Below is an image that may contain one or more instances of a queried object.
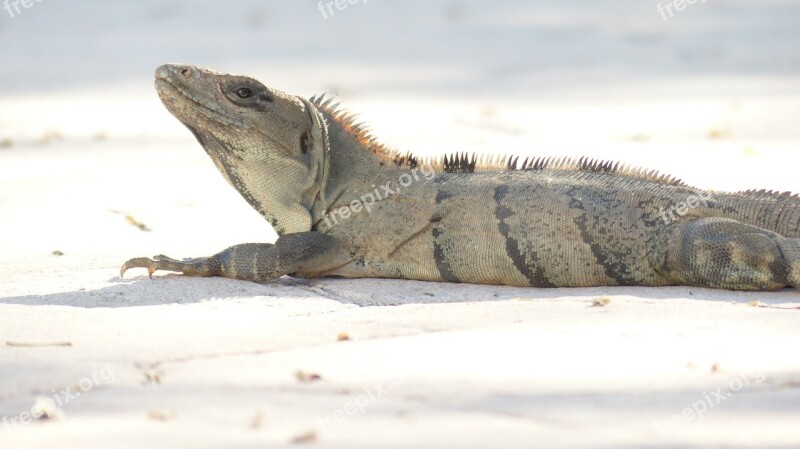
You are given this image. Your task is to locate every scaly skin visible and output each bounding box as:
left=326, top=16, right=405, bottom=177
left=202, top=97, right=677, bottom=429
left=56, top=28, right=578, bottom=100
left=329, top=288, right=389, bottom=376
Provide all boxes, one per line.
left=121, top=64, right=800, bottom=291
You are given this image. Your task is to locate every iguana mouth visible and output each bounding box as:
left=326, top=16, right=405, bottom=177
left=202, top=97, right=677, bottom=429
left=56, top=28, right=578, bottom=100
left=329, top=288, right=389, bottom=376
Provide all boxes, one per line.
left=155, top=78, right=245, bottom=128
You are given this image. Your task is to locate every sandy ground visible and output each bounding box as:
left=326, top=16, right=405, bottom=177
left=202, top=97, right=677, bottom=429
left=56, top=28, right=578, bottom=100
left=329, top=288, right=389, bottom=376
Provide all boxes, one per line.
left=2, top=1, right=800, bottom=448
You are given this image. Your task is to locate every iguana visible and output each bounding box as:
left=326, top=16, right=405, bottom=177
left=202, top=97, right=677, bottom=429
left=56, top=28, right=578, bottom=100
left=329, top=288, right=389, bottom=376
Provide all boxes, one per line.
left=121, top=64, right=800, bottom=291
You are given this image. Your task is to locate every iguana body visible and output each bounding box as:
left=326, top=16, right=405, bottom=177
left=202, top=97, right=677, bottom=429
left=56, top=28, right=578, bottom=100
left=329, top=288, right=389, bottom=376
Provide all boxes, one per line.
left=122, top=64, right=800, bottom=291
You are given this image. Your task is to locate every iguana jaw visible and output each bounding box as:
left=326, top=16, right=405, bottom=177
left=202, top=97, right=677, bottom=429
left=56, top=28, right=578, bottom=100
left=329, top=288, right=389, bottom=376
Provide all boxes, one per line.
left=153, top=64, right=327, bottom=235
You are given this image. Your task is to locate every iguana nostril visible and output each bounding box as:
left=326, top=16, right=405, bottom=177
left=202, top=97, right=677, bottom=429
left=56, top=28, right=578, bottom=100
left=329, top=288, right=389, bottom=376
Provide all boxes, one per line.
left=180, top=67, right=192, bottom=78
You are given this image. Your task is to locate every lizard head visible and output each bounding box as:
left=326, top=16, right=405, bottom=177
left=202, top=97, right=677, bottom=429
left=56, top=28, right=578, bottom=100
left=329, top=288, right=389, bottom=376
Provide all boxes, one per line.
left=154, top=64, right=329, bottom=235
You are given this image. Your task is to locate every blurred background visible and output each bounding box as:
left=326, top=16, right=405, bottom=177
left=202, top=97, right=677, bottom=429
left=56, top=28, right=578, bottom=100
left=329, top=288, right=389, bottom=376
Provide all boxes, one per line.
left=0, top=0, right=799, bottom=285
left=2, top=0, right=799, bottom=146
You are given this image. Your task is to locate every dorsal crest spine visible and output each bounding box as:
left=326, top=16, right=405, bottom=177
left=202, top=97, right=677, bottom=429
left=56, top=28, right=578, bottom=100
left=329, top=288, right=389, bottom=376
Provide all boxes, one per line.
left=311, top=95, right=686, bottom=187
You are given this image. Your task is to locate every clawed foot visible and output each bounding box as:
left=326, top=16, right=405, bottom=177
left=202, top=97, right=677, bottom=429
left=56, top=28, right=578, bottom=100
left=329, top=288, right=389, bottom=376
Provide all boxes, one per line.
left=120, top=255, right=204, bottom=279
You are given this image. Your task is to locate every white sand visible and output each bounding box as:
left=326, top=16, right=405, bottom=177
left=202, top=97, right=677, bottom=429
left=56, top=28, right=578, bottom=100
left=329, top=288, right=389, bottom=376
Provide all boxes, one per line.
left=2, top=1, right=800, bottom=447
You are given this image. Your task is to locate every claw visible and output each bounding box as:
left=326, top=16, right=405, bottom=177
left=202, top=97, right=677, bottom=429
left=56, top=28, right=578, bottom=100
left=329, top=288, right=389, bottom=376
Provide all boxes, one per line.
left=119, top=257, right=159, bottom=279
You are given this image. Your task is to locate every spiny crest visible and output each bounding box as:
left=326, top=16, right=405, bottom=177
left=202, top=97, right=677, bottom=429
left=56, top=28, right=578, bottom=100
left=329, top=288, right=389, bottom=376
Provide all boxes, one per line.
left=430, top=154, right=686, bottom=186
left=516, top=156, right=686, bottom=186
left=309, top=95, right=686, bottom=186
left=734, top=189, right=800, bottom=201
left=442, top=152, right=477, bottom=173
left=310, top=93, right=401, bottom=163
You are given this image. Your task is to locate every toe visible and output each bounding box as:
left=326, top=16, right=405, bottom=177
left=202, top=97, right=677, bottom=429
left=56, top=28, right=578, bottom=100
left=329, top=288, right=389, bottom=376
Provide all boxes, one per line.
left=120, top=257, right=158, bottom=278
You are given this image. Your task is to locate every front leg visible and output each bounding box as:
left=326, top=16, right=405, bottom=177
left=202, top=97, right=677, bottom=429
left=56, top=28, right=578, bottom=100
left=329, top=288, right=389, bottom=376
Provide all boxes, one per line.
left=120, top=232, right=351, bottom=282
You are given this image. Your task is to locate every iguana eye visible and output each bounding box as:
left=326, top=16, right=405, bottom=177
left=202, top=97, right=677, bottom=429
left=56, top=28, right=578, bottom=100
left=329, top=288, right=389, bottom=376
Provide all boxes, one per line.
left=223, top=82, right=273, bottom=110
left=235, top=87, right=253, bottom=99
